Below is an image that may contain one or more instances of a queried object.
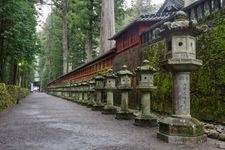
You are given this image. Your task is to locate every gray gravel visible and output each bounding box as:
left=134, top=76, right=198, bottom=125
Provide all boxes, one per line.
left=0, top=93, right=224, bottom=150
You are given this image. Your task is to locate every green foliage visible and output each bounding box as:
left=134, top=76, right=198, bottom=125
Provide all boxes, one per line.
left=190, top=9, right=225, bottom=123
left=39, top=0, right=126, bottom=90
left=142, top=41, right=172, bottom=114
left=0, top=83, right=14, bottom=111
left=122, top=0, right=157, bottom=28
left=0, top=0, right=39, bottom=86
left=6, top=85, right=20, bottom=102
left=0, top=83, right=29, bottom=112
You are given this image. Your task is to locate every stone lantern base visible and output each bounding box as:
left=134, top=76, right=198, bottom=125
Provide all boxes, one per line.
left=102, top=106, right=117, bottom=114
left=157, top=116, right=207, bottom=144
left=134, top=115, right=157, bottom=127
left=86, top=102, right=93, bottom=108
left=92, top=104, right=104, bottom=111
left=115, top=111, right=134, bottom=120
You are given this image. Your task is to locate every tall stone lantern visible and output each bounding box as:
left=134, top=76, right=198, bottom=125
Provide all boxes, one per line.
left=81, top=81, right=89, bottom=105
left=77, top=82, right=83, bottom=104
left=74, top=83, right=79, bottom=102
left=87, top=79, right=96, bottom=107
left=102, top=69, right=118, bottom=114
left=134, top=60, right=157, bottom=127
left=92, top=73, right=105, bottom=111
left=72, top=83, right=77, bottom=101
left=115, top=65, right=134, bottom=120
left=157, top=11, right=206, bottom=143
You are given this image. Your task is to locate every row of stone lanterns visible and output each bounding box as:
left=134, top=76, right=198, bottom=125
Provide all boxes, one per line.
left=68, top=60, right=157, bottom=126
left=48, top=11, right=206, bottom=144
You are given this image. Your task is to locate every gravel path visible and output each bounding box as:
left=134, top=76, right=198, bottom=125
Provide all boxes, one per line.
left=0, top=93, right=224, bottom=150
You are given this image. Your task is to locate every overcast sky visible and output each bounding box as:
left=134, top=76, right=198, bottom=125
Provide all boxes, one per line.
left=36, top=0, right=165, bottom=32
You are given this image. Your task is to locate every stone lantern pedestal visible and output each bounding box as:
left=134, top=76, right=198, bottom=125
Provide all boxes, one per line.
left=92, top=74, right=105, bottom=111
left=157, top=11, right=207, bottom=144
left=81, top=82, right=89, bottom=105
left=102, top=69, right=118, bottom=114
left=115, top=65, right=134, bottom=120
left=134, top=60, right=157, bottom=127
left=86, top=80, right=95, bottom=108
left=77, top=83, right=83, bottom=104
left=71, top=83, right=77, bottom=102
left=74, top=83, right=79, bottom=102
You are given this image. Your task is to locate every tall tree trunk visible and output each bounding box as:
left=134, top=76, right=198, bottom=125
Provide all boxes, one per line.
left=85, top=37, right=93, bottom=62
left=100, top=0, right=115, bottom=54
left=12, top=63, right=18, bottom=85
left=85, top=0, right=94, bottom=62
left=62, top=0, right=69, bottom=74
left=0, top=16, right=5, bottom=83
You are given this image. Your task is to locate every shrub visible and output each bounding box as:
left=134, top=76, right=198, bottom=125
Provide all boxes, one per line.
left=0, top=83, right=14, bottom=111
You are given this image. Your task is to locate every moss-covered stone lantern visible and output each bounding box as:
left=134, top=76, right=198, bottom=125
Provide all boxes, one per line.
left=77, top=82, right=83, bottom=104
left=86, top=79, right=96, bottom=107
left=71, top=83, right=77, bottom=101
left=134, top=60, right=157, bottom=127
left=92, top=73, right=105, bottom=111
left=81, top=81, right=89, bottom=105
left=115, top=65, right=134, bottom=120
left=157, top=11, right=206, bottom=144
left=102, top=69, right=118, bottom=114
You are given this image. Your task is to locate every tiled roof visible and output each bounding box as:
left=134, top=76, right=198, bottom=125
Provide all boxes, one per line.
left=110, top=15, right=164, bottom=40
left=110, top=0, right=184, bottom=40
left=136, top=13, right=172, bottom=22
left=156, top=0, right=184, bottom=15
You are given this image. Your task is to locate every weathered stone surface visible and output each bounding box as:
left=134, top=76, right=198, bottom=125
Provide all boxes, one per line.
left=207, top=130, right=220, bottom=139
left=157, top=132, right=207, bottom=144
left=115, top=111, right=134, bottom=120
left=134, top=115, right=157, bottom=127
left=218, top=133, right=225, bottom=141
left=102, top=105, right=117, bottom=114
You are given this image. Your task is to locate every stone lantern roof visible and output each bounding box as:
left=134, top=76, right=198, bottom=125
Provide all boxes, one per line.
left=117, top=65, right=133, bottom=76
left=104, top=69, right=117, bottom=78
left=89, top=80, right=95, bottom=84
left=94, top=73, right=105, bottom=80
left=161, top=11, right=208, bottom=36
left=136, top=60, right=157, bottom=73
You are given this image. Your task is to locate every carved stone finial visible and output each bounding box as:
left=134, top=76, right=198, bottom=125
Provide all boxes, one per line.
left=122, top=65, right=127, bottom=70
left=174, top=11, right=188, bottom=21
left=143, top=60, right=150, bottom=65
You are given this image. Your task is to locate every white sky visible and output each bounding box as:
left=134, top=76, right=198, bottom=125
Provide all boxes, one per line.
left=36, top=0, right=165, bottom=32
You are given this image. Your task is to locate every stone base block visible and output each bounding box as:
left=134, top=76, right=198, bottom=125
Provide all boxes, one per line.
left=115, top=111, right=134, bottom=120
left=157, top=116, right=207, bottom=144
left=86, top=103, right=93, bottom=108
left=157, top=132, right=207, bottom=144
left=92, top=105, right=104, bottom=111
left=102, top=106, right=117, bottom=114
left=80, top=101, right=88, bottom=106
left=134, top=116, right=157, bottom=127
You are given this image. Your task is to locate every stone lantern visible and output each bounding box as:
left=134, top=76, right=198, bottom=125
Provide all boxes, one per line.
left=115, top=65, right=134, bottom=120
left=102, top=69, right=118, bottom=114
left=72, top=83, right=77, bottom=101
left=157, top=11, right=206, bottom=143
left=74, top=83, right=79, bottom=102
left=77, top=82, right=83, bottom=104
left=92, top=73, right=105, bottom=111
left=134, top=60, right=157, bottom=127
left=81, top=81, right=89, bottom=105
left=86, top=79, right=96, bottom=107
